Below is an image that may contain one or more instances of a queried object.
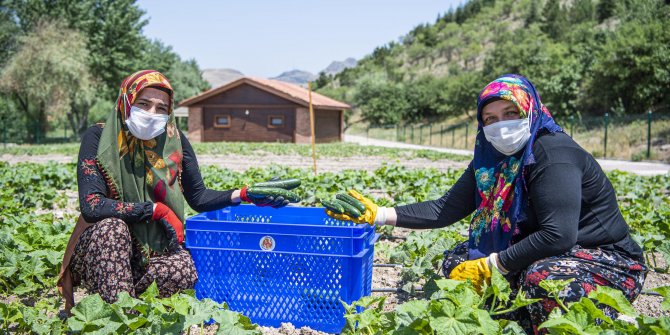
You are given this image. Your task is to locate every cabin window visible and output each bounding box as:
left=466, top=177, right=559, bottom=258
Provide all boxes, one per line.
left=268, top=115, right=284, bottom=128
left=214, top=115, right=231, bottom=128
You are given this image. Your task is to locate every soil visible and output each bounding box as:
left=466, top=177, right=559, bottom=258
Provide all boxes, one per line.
left=2, top=151, right=668, bottom=334
left=1, top=152, right=469, bottom=172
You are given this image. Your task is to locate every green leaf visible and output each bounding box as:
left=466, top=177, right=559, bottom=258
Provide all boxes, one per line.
left=637, top=315, right=670, bottom=335
left=538, top=317, right=585, bottom=334
left=67, top=294, right=121, bottom=333
left=499, top=319, right=527, bottom=335
left=394, top=299, right=430, bottom=329
left=139, top=281, right=160, bottom=302
left=354, top=295, right=386, bottom=310
left=510, top=290, right=542, bottom=310
left=490, top=267, right=512, bottom=304
left=428, top=300, right=483, bottom=335
left=652, top=286, right=670, bottom=311
left=212, top=309, right=259, bottom=334
left=588, top=286, right=638, bottom=317
left=539, top=278, right=574, bottom=297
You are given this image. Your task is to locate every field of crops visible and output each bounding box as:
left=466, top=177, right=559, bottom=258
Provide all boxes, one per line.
left=1, top=148, right=669, bottom=334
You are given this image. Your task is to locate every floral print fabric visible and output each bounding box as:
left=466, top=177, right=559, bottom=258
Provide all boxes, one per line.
left=78, top=150, right=150, bottom=224
left=70, top=218, right=198, bottom=303
left=443, top=242, right=646, bottom=335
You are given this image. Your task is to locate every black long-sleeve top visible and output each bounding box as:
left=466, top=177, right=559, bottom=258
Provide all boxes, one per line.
left=77, top=125, right=236, bottom=224
left=395, top=131, right=644, bottom=272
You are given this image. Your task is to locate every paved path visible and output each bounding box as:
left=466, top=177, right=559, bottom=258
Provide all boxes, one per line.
left=344, top=135, right=670, bottom=176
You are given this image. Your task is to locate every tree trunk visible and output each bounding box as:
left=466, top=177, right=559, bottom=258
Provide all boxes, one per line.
left=36, top=102, right=47, bottom=144
left=68, top=100, right=90, bottom=140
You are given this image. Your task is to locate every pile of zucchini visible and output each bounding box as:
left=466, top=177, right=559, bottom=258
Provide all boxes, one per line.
left=321, top=193, right=366, bottom=218
left=246, top=178, right=301, bottom=202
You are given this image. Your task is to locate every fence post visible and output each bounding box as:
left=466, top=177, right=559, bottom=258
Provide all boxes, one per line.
left=440, top=125, right=444, bottom=147
left=647, top=110, right=652, bottom=159
left=419, top=125, right=423, bottom=144
left=395, top=125, right=399, bottom=142
left=429, top=124, right=433, bottom=146
left=465, top=122, right=470, bottom=148
left=411, top=126, right=414, bottom=143
left=366, top=126, right=369, bottom=139
left=403, top=125, right=406, bottom=143
left=569, top=115, right=574, bottom=137
left=603, top=113, right=609, bottom=158
left=2, top=116, right=5, bottom=148
left=34, top=120, right=39, bottom=144
left=452, top=127, right=455, bottom=147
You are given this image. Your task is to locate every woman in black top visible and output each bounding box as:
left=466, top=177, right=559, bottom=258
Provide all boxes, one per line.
left=58, top=70, right=298, bottom=311
left=328, top=74, right=646, bottom=333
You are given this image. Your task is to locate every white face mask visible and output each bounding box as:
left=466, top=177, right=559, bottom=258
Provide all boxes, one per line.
left=482, top=116, right=532, bottom=156
left=125, top=106, right=169, bottom=140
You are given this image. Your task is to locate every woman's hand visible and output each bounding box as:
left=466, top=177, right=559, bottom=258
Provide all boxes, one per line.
left=449, top=257, right=491, bottom=291
left=323, top=190, right=388, bottom=225
left=239, top=178, right=301, bottom=208
left=152, top=202, right=184, bottom=244
left=448, top=253, right=507, bottom=292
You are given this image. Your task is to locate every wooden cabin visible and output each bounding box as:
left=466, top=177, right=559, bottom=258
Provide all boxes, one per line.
left=178, top=77, right=350, bottom=143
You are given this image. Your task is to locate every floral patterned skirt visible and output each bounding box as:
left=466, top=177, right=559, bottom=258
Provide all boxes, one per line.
left=443, top=242, right=647, bottom=335
left=70, top=217, right=197, bottom=303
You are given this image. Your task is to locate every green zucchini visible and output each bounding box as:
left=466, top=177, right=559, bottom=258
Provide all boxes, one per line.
left=246, top=187, right=301, bottom=202
left=321, top=199, right=344, bottom=214
left=252, top=178, right=301, bottom=190
left=336, top=193, right=366, bottom=213
left=334, top=198, right=362, bottom=218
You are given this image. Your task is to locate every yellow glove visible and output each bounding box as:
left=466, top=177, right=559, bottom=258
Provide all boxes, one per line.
left=448, top=257, right=492, bottom=292
left=325, top=190, right=379, bottom=225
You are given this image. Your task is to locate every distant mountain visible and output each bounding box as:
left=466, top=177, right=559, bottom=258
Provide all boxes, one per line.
left=271, top=69, right=317, bottom=86
left=202, top=68, right=244, bottom=88
left=322, top=57, right=357, bottom=76
left=202, top=58, right=356, bottom=88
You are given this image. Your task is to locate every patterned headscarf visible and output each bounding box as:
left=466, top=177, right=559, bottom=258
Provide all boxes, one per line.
left=96, top=70, right=185, bottom=261
left=468, top=74, right=562, bottom=260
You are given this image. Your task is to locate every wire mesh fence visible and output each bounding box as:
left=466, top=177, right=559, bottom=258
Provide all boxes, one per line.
left=0, top=116, right=190, bottom=146
left=348, top=112, right=670, bottom=162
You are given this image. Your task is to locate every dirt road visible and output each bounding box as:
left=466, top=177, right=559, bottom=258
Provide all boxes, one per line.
left=344, top=135, right=670, bottom=176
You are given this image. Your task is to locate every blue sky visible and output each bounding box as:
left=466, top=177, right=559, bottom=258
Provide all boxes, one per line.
left=137, top=1, right=463, bottom=77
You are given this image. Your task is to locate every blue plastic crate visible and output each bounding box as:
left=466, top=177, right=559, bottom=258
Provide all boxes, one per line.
left=185, top=205, right=377, bottom=333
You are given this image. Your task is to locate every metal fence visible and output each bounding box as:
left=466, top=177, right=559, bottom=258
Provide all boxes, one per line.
left=1, top=116, right=189, bottom=146
left=2, top=111, right=668, bottom=161
left=354, top=111, right=670, bottom=161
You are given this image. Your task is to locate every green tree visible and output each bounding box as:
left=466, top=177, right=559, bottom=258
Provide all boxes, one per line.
left=483, top=25, right=584, bottom=116
left=441, top=71, right=485, bottom=117
left=0, top=7, right=20, bottom=67
left=137, top=39, right=179, bottom=76
left=312, top=71, right=331, bottom=91
left=525, top=0, right=540, bottom=27
left=354, top=75, right=408, bottom=126
left=134, top=38, right=210, bottom=103
left=404, top=76, right=445, bottom=122
left=0, top=20, right=94, bottom=141
left=166, top=59, right=211, bottom=104
left=6, top=0, right=148, bottom=100
left=542, top=0, right=567, bottom=39
left=597, top=0, right=617, bottom=22
left=588, top=18, right=670, bottom=114
left=569, top=0, right=595, bottom=24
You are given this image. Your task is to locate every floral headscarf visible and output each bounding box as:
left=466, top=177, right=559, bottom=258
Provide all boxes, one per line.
left=468, top=74, right=562, bottom=260
left=96, top=69, right=185, bottom=261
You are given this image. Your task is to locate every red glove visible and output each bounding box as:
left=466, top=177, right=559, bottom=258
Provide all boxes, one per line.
left=240, top=187, right=273, bottom=207
left=152, top=202, right=184, bottom=244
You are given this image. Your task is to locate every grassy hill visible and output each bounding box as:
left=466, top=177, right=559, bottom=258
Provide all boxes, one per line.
left=316, top=0, right=670, bottom=128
